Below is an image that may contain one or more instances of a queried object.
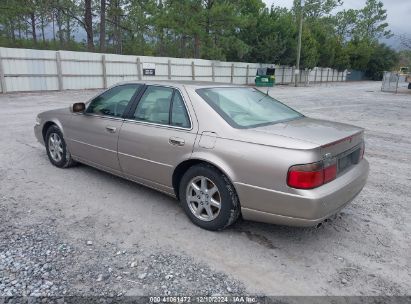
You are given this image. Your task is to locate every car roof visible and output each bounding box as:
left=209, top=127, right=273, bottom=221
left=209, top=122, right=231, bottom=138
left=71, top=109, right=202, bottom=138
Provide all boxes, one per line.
left=115, top=80, right=248, bottom=89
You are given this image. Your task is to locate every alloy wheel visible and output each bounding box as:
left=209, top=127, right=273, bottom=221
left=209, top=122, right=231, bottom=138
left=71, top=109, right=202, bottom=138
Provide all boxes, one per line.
left=48, top=133, right=63, bottom=162
left=186, top=176, right=221, bottom=222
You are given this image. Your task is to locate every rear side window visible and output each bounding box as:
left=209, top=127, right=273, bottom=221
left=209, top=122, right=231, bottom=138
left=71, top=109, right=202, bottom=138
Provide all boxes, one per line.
left=171, top=91, right=190, bottom=128
left=86, top=84, right=141, bottom=117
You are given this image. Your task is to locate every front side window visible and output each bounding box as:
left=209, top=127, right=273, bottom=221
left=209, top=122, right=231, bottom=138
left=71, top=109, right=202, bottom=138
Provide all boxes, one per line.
left=196, top=87, right=303, bottom=128
left=86, top=84, right=141, bottom=117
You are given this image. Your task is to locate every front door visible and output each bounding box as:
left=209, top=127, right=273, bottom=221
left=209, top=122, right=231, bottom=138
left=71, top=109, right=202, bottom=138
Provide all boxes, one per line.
left=118, top=85, right=198, bottom=193
left=65, top=84, right=142, bottom=174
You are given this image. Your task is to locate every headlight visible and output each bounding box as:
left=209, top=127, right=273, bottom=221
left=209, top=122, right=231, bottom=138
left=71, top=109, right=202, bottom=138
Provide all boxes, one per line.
left=35, top=116, right=41, bottom=126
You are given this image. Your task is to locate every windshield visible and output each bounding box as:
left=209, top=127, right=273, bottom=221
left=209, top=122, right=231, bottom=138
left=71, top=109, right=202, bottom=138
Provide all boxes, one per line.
left=196, top=87, right=303, bottom=128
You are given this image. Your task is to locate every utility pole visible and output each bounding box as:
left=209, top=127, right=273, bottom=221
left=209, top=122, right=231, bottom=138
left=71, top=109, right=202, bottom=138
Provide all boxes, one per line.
left=295, top=0, right=304, bottom=87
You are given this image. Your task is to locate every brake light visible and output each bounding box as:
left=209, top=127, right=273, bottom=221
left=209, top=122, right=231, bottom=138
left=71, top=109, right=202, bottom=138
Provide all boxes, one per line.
left=287, top=160, right=337, bottom=189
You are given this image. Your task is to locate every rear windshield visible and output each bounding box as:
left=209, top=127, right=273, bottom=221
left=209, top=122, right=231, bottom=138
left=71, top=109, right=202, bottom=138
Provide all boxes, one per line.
left=196, top=87, right=303, bottom=128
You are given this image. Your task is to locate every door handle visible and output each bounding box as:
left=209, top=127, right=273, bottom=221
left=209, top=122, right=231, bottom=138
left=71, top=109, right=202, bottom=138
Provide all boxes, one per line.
left=169, top=137, right=185, bottom=146
left=105, top=126, right=117, bottom=133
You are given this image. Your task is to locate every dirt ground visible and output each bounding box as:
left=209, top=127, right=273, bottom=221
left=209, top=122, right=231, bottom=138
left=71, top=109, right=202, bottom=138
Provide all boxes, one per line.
left=0, top=81, right=410, bottom=297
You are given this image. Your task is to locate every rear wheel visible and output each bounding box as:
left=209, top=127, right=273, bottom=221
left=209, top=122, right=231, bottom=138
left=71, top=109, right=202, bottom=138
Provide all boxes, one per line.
left=179, top=164, right=240, bottom=230
left=45, top=125, right=76, bottom=168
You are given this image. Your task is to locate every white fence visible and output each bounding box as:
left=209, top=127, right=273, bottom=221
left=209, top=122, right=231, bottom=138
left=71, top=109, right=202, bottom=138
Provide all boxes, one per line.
left=0, top=47, right=347, bottom=93
left=381, top=71, right=400, bottom=93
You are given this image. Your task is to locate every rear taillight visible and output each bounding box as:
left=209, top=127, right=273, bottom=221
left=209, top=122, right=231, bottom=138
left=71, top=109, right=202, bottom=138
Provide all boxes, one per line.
left=323, top=163, right=337, bottom=183
left=359, top=141, right=365, bottom=159
left=287, top=160, right=337, bottom=189
left=287, top=163, right=324, bottom=189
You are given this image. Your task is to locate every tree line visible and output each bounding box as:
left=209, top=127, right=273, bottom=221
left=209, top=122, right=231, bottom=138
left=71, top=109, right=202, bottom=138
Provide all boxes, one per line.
left=0, top=0, right=406, bottom=80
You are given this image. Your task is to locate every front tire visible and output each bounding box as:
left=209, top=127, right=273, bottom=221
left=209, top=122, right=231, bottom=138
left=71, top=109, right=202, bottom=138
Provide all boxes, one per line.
left=45, top=125, right=76, bottom=168
left=179, top=164, right=240, bottom=231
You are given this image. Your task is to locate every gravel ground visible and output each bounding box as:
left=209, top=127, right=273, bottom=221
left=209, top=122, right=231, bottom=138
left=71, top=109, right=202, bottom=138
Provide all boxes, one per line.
left=0, top=198, right=244, bottom=298
left=0, top=81, right=410, bottom=297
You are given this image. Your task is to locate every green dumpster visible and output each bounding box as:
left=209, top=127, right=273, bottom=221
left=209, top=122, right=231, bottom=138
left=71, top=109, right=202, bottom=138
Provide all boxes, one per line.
left=255, top=67, right=275, bottom=87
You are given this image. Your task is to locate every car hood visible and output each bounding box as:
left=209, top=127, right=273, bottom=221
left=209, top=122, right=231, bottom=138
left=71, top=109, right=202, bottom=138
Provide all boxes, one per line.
left=39, top=106, right=71, bottom=118
left=251, top=117, right=363, bottom=146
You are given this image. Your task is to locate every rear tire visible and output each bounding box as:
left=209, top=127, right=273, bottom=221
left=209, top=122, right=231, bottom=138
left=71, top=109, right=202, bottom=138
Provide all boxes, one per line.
left=45, top=125, right=76, bottom=168
left=179, top=164, right=240, bottom=231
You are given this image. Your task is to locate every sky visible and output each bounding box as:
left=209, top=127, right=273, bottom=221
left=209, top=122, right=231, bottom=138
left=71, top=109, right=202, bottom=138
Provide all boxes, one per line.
left=262, top=0, right=411, bottom=49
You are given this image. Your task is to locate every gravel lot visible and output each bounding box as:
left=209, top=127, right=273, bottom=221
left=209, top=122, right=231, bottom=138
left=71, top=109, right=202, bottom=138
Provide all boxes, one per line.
left=0, top=81, right=410, bottom=297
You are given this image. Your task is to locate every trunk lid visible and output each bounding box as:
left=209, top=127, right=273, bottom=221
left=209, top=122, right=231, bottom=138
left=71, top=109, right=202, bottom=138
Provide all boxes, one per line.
left=251, top=117, right=364, bottom=156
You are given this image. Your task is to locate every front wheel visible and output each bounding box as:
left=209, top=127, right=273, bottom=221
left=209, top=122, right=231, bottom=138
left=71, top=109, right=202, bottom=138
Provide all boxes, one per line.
left=45, top=125, right=76, bottom=168
left=179, top=164, right=240, bottom=230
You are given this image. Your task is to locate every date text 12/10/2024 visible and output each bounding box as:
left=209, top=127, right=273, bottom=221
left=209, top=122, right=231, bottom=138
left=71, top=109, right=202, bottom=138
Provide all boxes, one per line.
left=149, top=296, right=259, bottom=303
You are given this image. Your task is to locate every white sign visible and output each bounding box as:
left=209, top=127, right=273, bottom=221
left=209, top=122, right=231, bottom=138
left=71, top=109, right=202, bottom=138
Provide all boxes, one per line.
left=142, top=63, right=156, bottom=76
left=142, top=63, right=156, bottom=70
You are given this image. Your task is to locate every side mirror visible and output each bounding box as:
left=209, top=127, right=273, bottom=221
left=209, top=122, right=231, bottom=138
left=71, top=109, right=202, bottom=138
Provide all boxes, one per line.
left=72, top=102, right=86, bottom=113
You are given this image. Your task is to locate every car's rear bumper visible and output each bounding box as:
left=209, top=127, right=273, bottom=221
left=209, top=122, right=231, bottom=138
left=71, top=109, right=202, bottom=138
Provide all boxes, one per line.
left=236, top=159, right=369, bottom=227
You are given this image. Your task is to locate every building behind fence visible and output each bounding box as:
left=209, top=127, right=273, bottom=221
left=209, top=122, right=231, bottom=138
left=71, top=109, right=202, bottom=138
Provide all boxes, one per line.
left=0, top=47, right=347, bottom=93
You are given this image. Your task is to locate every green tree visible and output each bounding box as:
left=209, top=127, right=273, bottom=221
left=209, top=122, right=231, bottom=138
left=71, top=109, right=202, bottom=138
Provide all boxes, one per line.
left=354, top=0, right=391, bottom=41
left=300, top=0, right=342, bottom=18
left=122, top=0, right=156, bottom=55
left=334, top=9, right=358, bottom=40
left=346, top=39, right=373, bottom=71
left=308, top=17, right=337, bottom=67
left=398, top=50, right=411, bottom=68
left=240, top=6, right=297, bottom=64
left=333, top=39, right=350, bottom=70
left=300, top=27, right=319, bottom=68
left=366, top=43, right=398, bottom=80
left=204, top=0, right=249, bottom=61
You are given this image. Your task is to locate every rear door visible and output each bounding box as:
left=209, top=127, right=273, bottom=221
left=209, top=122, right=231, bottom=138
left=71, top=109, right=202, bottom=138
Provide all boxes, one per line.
left=66, top=84, right=142, bottom=173
left=118, top=85, right=198, bottom=192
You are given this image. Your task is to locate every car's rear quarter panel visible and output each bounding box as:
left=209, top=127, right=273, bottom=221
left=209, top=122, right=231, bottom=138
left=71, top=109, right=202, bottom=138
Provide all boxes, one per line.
left=191, top=137, right=316, bottom=208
